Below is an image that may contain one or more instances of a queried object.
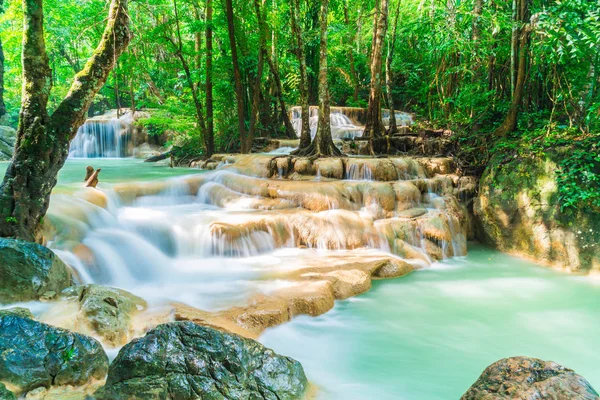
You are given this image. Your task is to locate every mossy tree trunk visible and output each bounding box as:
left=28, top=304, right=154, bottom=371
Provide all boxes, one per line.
left=494, top=0, right=531, bottom=137
left=290, top=0, right=312, bottom=152
left=0, top=35, right=5, bottom=120
left=364, top=0, right=389, bottom=155
left=295, top=0, right=341, bottom=158
left=0, top=0, right=131, bottom=241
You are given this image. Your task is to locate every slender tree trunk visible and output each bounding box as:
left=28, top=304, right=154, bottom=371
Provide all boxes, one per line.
left=290, top=0, right=312, bottom=151
left=494, top=0, right=531, bottom=136
left=0, top=35, right=5, bottom=119
left=295, top=0, right=341, bottom=157
left=225, top=0, right=249, bottom=152
left=385, top=0, right=401, bottom=135
left=170, top=0, right=208, bottom=155
left=248, top=0, right=267, bottom=144
left=344, top=1, right=360, bottom=103
left=0, top=0, right=131, bottom=241
left=364, top=0, right=389, bottom=154
left=205, top=0, right=214, bottom=154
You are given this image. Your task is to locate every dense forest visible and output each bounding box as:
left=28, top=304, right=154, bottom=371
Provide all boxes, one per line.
left=1, top=0, right=598, bottom=148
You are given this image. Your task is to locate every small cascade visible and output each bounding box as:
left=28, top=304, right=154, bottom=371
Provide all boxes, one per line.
left=290, top=106, right=413, bottom=140
left=70, top=110, right=134, bottom=158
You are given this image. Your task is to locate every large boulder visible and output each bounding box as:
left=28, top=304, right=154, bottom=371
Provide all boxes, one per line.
left=475, top=154, right=600, bottom=272
left=0, top=314, right=108, bottom=397
left=461, top=357, right=599, bottom=400
left=0, top=238, right=71, bottom=303
left=0, top=126, right=16, bottom=161
left=62, top=284, right=147, bottom=347
left=98, top=321, right=308, bottom=400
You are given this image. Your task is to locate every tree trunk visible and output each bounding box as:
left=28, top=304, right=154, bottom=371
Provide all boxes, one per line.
left=225, top=0, right=249, bottom=153
left=0, top=0, right=131, bottom=241
left=0, top=35, right=5, bottom=119
left=248, top=0, right=267, bottom=144
left=494, top=0, right=531, bottom=137
left=385, top=0, right=401, bottom=135
left=294, top=0, right=341, bottom=158
left=205, top=0, right=214, bottom=154
left=170, top=0, right=209, bottom=157
left=343, top=1, right=360, bottom=103
left=364, top=0, right=389, bottom=154
left=290, top=0, right=312, bottom=152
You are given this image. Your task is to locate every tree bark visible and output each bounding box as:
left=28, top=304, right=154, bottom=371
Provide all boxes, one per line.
left=225, top=0, right=249, bottom=153
left=343, top=1, right=360, bottom=103
left=248, top=0, right=267, bottom=143
left=0, top=0, right=131, bottom=241
left=364, top=0, right=389, bottom=154
left=294, top=0, right=341, bottom=157
left=205, top=0, right=214, bottom=154
left=290, top=0, right=312, bottom=152
left=385, top=0, right=401, bottom=135
left=169, top=0, right=209, bottom=156
left=494, top=0, right=531, bottom=137
left=0, top=35, right=5, bottom=119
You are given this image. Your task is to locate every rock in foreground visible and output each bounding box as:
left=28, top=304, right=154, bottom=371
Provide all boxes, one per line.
left=0, top=238, right=71, bottom=303
left=0, top=314, right=108, bottom=396
left=99, top=321, right=308, bottom=400
left=462, top=357, right=599, bottom=400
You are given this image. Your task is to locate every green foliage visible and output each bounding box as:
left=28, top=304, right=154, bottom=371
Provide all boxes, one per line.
left=4, top=217, right=17, bottom=224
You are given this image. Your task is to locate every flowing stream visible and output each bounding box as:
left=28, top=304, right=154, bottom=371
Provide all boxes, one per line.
left=0, top=159, right=598, bottom=399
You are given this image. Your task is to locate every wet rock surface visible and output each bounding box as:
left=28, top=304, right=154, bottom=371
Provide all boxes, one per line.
left=475, top=154, right=600, bottom=272
left=98, top=321, right=308, bottom=400
left=461, top=357, right=599, bottom=400
left=0, top=238, right=71, bottom=303
left=0, top=126, right=16, bottom=161
left=62, top=284, right=147, bottom=346
left=0, top=314, right=108, bottom=397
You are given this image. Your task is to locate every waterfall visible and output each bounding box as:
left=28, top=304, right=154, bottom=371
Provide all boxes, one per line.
left=70, top=110, right=134, bottom=158
left=290, top=106, right=414, bottom=140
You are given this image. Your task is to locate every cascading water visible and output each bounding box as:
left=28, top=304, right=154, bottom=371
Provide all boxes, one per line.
left=70, top=110, right=134, bottom=158
left=290, top=106, right=414, bottom=140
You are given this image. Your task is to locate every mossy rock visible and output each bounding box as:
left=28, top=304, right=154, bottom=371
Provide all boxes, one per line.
left=0, top=314, right=108, bottom=397
left=0, top=238, right=72, bottom=303
left=98, top=321, right=308, bottom=400
left=475, top=154, right=600, bottom=272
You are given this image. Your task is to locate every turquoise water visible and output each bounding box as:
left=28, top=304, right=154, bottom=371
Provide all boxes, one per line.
left=0, top=158, right=203, bottom=190
left=261, top=246, right=600, bottom=400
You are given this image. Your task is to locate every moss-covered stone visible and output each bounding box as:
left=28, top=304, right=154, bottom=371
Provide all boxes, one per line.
left=0, top=314, right=108, bottom=397
left=461, top=357, right=599, bottom=399
left=98, top=321, right=308, bottom=400
left=475, top=154, right=600, bottom=272
left=0, top=126, right=16, bottom=161
left=0, top=307, right=34, bottom=319
left=0, top=238, right=71, bottom=303
left=0, top=383, right=16, bottom=400
left=63, top=284, right=147, bottom=346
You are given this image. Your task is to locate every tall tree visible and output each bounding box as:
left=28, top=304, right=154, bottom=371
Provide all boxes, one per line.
left=343, top=0, right=360, bottom=103
left=0, top=0, right=6, bottom=120
left=225, top=0, right=249, bottom=153
left=296, top=0, right=341, bottom=157
left=364, top=0, right=389, bottom=154
left=385, top=0, right=401, bottom=134
left=494, top=0, right=531, bottom=136
left=166, top=0, right=209, bottom=156
left=205, top=0, right=214, bottom=155
left=0, top=0, right=131, bottom=241
left=290, top=0, right=312, bottom=152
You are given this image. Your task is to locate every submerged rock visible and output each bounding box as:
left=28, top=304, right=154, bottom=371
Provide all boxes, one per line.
left=98, top=321, right=308, bottom=400
left=0, top=314, right=108, bottom=397
left=0, top=239, right=71, bottom=303
left=461, top=357, right=599, bottom=400
left=63, top=284, right=147, bottom=347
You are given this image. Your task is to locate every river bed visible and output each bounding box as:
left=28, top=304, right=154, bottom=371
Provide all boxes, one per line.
left=0, top=159, right=598, bottom=399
